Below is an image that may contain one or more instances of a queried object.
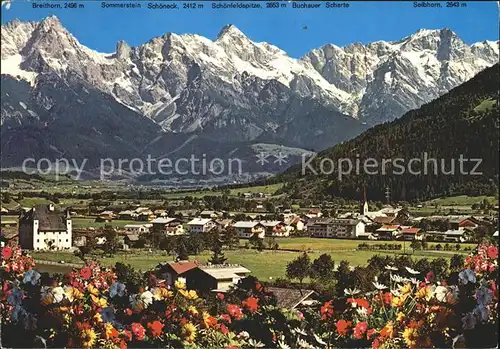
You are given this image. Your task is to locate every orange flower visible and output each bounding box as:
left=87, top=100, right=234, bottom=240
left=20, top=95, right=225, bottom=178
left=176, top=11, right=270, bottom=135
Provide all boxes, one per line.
left=242, top=297, right=259, bottom=313
left=380, top=321, right=394, bottom=338
left=335, top=319, right=352, bottom=336
left=320, top=301, right=334, bottom=320
left=147, top=320, right=164, bottom=337
left=227, top=304, right=243, bottom=320
left=105, top=323, right=119, bottom=339
left=353, top=321, right=368, bottom=339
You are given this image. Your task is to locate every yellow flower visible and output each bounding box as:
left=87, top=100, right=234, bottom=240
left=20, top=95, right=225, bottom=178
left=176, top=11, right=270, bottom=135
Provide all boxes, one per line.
left=179, top=289, right=198, bottom=300
left=188, top=305, right=199, bottom=315
left=90, top=294, right=108, bottom=307
left=94, top=312, right=103, bottom=323
left=65, top=287, right=84, bottom=302
left=416, top=285, right=433, bottom=301
left=400, top=283, right=412, bottom=295
left=181, top=322, right=197, bottom=342
left=153, top=287, right=173, bottom=300
left=80, top=328, right=97, bottom=348
left=402, top=327, right=418, bottom=347
left=175, top=280, right=186, bottom=290
left=396, top=312, right=406, bottom=322
left=87, top=284, right=99, bottom=296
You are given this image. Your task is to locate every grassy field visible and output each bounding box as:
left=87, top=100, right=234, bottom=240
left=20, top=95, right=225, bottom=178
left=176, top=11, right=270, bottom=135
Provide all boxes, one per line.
left=229, top=183, right=283, bottom=196
left=33, top=238, right=473, bottom=280
left=72, top=217, right=139, bottom=229
left=423, top=195, right=496, bottom=207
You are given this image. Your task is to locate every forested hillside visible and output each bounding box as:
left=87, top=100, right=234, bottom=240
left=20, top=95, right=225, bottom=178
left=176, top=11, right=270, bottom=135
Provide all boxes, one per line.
left=279, top=65, right=499, bottom=202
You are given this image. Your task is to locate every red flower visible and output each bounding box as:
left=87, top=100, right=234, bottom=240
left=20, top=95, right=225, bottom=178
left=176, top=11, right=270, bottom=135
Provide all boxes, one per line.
left=255, top=282, right=263, bottom=291
left=227, top=304, right=243, bottom=320
left=425, top=271, right=435, bottom=283
left=242, top=297, right=259, bottom=313
left=354, top=321, right=368, bottom=339
left=367, top=328, right=377, bottom=340
left=356, top=298, right=370, bottom=309
left=80, top=267, right=92, bottom=280
left=487, top=246, right=498, bottom=260
left=1, top=247, right=12, bottom=260
left=219, top=314, right=232, bottom=323
left=217, top=293, right=225, bottom=300
left=125, top=308, right=133, bottom=316
left=320, top=301, right=334, bottom=320
left=131, top=323, right=146, bottom=341
left=372, top=338, right=381, bottom=349
left=335, top=319, right=352, bottom=336
left=147, top=320, right=164, bottom=337
left=382, top=292, right=393, bottom=305
left=122, top=330, right=132, bottom=342
left=219, top=323, right=229, bottom=335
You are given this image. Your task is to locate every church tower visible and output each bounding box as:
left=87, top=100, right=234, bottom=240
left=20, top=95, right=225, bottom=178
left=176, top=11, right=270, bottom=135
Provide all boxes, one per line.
left=360, top=184, right=369, bottom=216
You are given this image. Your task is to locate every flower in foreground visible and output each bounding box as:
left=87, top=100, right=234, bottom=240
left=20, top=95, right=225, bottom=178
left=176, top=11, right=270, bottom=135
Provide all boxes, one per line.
left=335, top=319, right=351, bottom=336
left=80, top=327, right=97, bottom=348
left=242, top=296, right=259, bottom=313
left=131, top=322, right=146, bottom=341
left=385, top=265, right=398, bottom=271
left=372, top=281, right=388, bottom=290
left=459, top=269, right=477, bottom=285
left=181, top=322, right=197, bottom=342
left=402, top=325, right=418, bottom=347
left=344, top=287, right=361, bottom=296
left=147, top=320, right=164, bottom=337
left=405, top=267, right=420, bottom=275
left=174, top=280, right=186, bottom=290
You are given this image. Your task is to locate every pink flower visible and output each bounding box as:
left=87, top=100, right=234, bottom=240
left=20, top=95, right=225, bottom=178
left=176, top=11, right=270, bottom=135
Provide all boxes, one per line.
left=487, top=246, right=498, bottom=260
left=131, top=323, right=146, bottom=341
left=353, top=321, right=368, bottom=339
left=80, top=267, right=92, bottom=280
left=2, top=247, right=12, bottom=260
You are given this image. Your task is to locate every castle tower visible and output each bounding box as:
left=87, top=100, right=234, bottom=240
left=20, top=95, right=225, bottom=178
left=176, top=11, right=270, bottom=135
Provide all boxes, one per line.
left=360, top=184, right=369, bottom=216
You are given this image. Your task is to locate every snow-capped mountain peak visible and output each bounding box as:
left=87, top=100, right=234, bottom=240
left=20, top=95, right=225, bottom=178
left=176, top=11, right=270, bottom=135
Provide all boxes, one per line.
left=1, top=16, right=498, bottom=131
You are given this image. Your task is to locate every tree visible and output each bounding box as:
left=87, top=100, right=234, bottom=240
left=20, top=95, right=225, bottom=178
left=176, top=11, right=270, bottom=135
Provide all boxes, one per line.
left=450, top=254, right=465, bottom=272
left=209, top=240, right=227, bottom=265
left=334, top=260, right=354, bottom=297
left=410, top=240, right=422, bottom=251
left=249, top=233, right=265, bottom=251
left=286, top=252, right=311, bottom=286
left=221, top=227, right=239, bottom=250
left=186, top=233, right=204, bottom=255
left=102, top=225, right=120, bottom=257
left=176, top=238, right=189, bottom=261
left=310, top=254, right=335, bottom=281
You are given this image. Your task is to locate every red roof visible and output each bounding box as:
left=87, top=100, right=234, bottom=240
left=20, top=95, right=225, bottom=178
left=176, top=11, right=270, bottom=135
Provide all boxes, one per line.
left=309, top=209, right=321, bottom=214
left=168, top=261, right=199, bottom=275
left=459, top=220, right=477, bottom=227
left=401, top=228, right=421, bottom=234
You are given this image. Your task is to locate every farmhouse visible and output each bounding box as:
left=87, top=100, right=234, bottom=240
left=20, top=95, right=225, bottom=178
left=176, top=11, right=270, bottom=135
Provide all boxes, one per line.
left=375, top=225, right=401, bottom=240
left=232, top=221, right=266, bottom=239
left=400, top=227, right=423, bottom=241
left=151, top=217, right=184, bottom=235
left=124, top=224, right=151, bottom=234
left=184, top=264, right=251, bottom=294
left=18, top=204, right=72, bottom=251
left=260, top=220, right=289, bottom=237
left=155, top=260, right=200, bottom=287
left=187, top=218, right=216, bottom=234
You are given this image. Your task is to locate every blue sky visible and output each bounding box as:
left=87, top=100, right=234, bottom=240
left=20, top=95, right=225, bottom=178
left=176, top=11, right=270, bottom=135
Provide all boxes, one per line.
left=1, top=1, right=498, bottom=57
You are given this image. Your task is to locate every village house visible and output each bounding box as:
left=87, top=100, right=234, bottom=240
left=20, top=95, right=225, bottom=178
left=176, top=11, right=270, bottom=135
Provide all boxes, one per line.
left=150, top=217, right=184, bottom=235
left=124, top=224, right=152, bottom=234
left=96, top=211, right=117, bottom=222
left=443, top=228, right=472, bottom=243
left=123, top=234, right=142, bottom=248
left=232, top=221, right=266, bottom=239
left=187, top=218, right=216, bottom=234
left=375, top=225, right=401, bottom=240
left=290, top=216, right=305, bottom=232
left=18, top=204, right=72, bottom=251
left=155, top=260, right=199, bottom=287
left=400, top=227, right=424, bottom=241
left=184, top=264, right=251, bottom=294
left=308, top=218, right=365, bottom=238
left=118, top=210, right=137, bottom=220
left=305, top=208, right=322, bottom=219
left=260, top=220, right=289, bottom=237
left=199, top=210, right=222, bottom=219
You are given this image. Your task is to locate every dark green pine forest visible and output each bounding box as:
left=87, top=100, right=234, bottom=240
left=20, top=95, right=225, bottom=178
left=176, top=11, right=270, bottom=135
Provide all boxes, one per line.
left=279, top=64, right=499, bottom=202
